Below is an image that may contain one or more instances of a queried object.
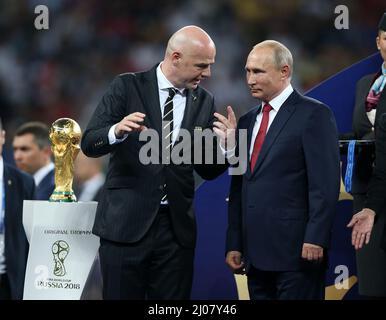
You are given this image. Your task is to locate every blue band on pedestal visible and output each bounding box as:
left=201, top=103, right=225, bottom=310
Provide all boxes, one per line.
left=344, top=140, right=356, bottom=193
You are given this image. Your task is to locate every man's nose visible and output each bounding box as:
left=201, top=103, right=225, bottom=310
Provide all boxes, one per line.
left=14, top=150, right=22, bottom=160
left=202, top=66, right=211, bottom=78
left=247, top=74, right=256, bottom=85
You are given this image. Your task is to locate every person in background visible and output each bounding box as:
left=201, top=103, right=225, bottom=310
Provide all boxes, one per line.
left=13, top=122, right=54, bottom=200
left=344, top=12, right=386, bottom=298
left=348, top=113, right=386, bottom=294
left=74, top=151, right=105, bottom=202
left=0, top=117, right=35, bottom=299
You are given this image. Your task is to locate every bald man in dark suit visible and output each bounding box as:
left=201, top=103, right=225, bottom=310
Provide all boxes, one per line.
left=82, top=26, right=236, bottom=299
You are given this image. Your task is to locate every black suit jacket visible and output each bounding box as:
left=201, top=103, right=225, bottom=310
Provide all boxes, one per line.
left=35, top=169, right=54, bottom=200
left=226, top=91, right=340, bottom=271
left=3, top=163, right=35, bottom=299
left=365, top=113, right=386, bottom=247
left=81, top=65, right=227, bottom=248
left=350, top=73, right=386, bottom=194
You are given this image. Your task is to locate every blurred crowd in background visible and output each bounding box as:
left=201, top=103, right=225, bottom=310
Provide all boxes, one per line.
left=0, top=0, right=385, bottom=159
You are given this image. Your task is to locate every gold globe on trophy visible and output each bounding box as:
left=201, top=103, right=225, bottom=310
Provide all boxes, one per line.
left=49, top=118, right=82, bottom=202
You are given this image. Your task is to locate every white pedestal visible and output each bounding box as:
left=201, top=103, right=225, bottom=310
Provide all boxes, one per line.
left=22, top=201, right=99, bottom=300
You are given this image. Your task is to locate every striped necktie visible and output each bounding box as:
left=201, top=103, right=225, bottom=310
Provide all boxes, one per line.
left=162, top=88, right=177, bottom=156
left=161, top=88, right=177, bottom=202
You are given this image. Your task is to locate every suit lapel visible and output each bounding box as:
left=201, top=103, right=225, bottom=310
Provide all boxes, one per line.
left=139, top=67, right=200, bottom=144
left=140, top=66, right=162, bottom=136
left=3, top=166, right=13, bottom=227
left=180, top=89, right=197, bottom=131
left=375, top=84, right=386, bottom=125
left=250, top=91, right=298, bottom=178
left=172, top=89, right=200, bottom=148
left=359, top=75, right=376, bottom=128
left=245, top=106, right=261, bottom=179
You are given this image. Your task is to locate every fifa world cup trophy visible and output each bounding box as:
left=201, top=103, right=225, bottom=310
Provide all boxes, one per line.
left=49, top=118, right=82, bottom=202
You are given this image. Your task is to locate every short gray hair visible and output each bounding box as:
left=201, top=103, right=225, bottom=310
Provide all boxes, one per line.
left=254, top=40, right=293, bottom=77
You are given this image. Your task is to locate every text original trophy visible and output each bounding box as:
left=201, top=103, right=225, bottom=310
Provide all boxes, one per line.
left=22, top=118, right=100, bottom=300
left=49, top=118, right=82, bottom=202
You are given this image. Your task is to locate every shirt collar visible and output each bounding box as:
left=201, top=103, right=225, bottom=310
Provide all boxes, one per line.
left=263, top=84, right=294, bottom=112
left=156, top=63, right=186, bottom=95
left=34, top=162, right=54, bottom=186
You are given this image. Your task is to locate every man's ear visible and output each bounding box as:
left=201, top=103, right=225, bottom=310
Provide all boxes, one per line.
left=171, top=51, right=182, bottom=66
left=281, top=65, right=290, bottom=79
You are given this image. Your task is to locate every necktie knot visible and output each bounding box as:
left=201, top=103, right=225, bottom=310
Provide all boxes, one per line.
left=263, top=103, right=272, bottom=113
left=168, top=88, right=178, bottom=98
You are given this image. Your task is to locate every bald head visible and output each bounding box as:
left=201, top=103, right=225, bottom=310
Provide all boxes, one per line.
left=165, top=26, right=215, bottom=58
left=162, top=26, right=216, bottom=89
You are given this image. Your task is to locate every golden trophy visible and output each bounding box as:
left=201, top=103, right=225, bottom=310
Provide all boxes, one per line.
left=49, top=118, right=82, bottom=202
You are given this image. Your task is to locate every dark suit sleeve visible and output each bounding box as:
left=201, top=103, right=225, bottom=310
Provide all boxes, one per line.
left=365, top=113, right=386, bottom=214
left=226, top=174, right=243, bottom=253
left=193, top=97, right=229, bottom=180
left=81, top=76, right=128, bottom=158
left=302, top=105, right=340, bottom=248
left=225, top=120, right=244, bottom=253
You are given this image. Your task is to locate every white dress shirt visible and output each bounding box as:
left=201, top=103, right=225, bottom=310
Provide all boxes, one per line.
left=249, top=84, right=294, bottom=160
left=33, top=162, right=54, bottom=186
left=108, top=63, right=186, bottom=145
left=367, top=109, right=376, bottom=127
left=78, top=173, right=105, bottom=202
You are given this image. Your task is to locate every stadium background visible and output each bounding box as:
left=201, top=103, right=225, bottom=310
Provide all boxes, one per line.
left=1, top=0, right=386, bottom=299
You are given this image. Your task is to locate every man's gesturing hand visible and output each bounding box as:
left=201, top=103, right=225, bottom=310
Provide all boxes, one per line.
left=213, top=106, right=237, bottom=150
left=114, top=112, right=147, bottom=138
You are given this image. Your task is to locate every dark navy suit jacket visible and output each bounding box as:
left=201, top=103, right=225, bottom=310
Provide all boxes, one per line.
left=35, top=169, right=54, bottom=200
left=226, top=90, right=340, bottom=271
left=3, top=163, right=35, bottom=299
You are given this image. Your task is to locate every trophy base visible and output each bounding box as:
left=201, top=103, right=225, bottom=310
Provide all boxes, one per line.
left=49, top=191, right=77, bottom=202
